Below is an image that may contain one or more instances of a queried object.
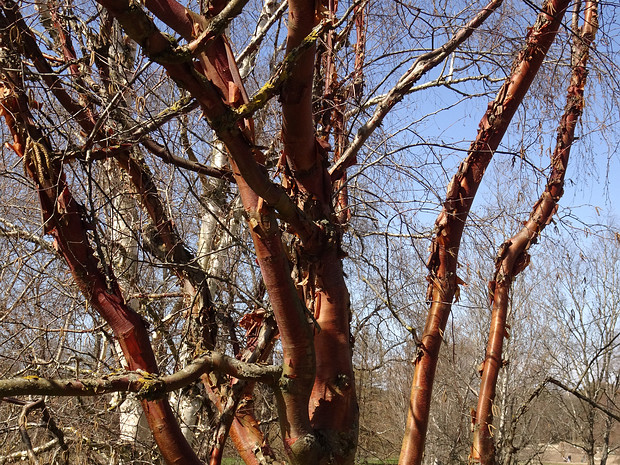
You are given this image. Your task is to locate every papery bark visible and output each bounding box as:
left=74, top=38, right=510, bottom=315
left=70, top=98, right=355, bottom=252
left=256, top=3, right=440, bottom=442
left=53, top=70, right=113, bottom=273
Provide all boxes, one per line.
left=282, top=0, right=321, bottom=184
left=471, top=3, right=598, bottom=464
left=3, top=0, right=314, bottom=463
left=1, top=1, right=215, bottom=332
left=190, top=1, right=305, bottom=459
left=281, top=0, right=359, bottom=462
left=136, top=0, right=317, bottom=459
left=99, top=22, right=146, bottom=445
left=98, top=0, right=319, bottom=247
left=398, top=1, right=571, bottom=464
left=0, top=24, right=203, bottom=465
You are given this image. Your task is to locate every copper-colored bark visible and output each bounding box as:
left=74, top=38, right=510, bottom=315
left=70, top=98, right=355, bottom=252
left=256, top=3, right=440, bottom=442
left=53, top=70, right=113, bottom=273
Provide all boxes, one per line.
left=139, top=0, right=358, bottom=459
left=0, top=61, right=203, bottom=465
left=280, top=0, right=359, bottom=461
left=4, top=0, right=328, bottom=461
left=91, top=0, right=319, bottom=460
left=1, top=2, right=216, bottom=327
left=398, top=1, right=570, bottom=464
left=126, top=0, right=318, bottom=458
left=281, top=0, right=322, bottom=187
left=471, top=3, right=598, bottom=464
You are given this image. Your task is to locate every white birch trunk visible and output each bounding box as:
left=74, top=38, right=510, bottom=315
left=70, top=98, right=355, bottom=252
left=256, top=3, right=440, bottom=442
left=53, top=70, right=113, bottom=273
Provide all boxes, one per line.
left=105, top=161, right=149, bottom=448
left=177, top=139, right=244, bottom=444
left=238, top=0, right=286, bottom=79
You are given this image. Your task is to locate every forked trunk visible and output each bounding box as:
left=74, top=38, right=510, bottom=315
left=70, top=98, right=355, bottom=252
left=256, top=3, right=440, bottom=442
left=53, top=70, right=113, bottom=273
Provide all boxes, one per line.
left=472, top=3, right=598, bottom=463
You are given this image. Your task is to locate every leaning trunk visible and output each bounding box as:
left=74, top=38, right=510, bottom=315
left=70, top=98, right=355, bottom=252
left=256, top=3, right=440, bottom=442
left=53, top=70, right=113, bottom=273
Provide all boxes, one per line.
left=472, top=3, right=597, bottom=463
left=399, top=2, right=571, bottom=464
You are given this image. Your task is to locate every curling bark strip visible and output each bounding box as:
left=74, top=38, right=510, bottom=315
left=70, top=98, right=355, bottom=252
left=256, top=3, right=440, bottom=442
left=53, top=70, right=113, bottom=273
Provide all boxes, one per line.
left=101, top=0, right=316, bottom=458
left=190, top=0, right=318, bottom=458
left=471, top=3, right=598, bottom=464
left=280, top=0, right=360, bottom=461
left=0, top=58, right=203, bottom=465
left=398, top=1, right=570, bottom=464
left=244, top=194, right=318, bottom=461
left=205, top=317, right=280, bottom=465
left=10, top=0, right=220, bottom=367
left=95, top=0, right=317, bottom=461
left=97, top=0, right=321, bottom=249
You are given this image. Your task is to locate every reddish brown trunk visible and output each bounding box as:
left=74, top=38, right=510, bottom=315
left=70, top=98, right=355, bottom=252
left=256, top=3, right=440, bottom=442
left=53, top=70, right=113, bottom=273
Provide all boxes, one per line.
left=231, top=169, right=318, bottom=462
left=228, top=403, right=282, bottom=465
left=471, top=3, right=598, bottom=463
left=280, top=0, right=359, bottom=461
left=282, top=0, right=326, bottom=197
left=92, top=0, right=321, bottom=460
left=0, top=71, right=203, bottom=465
left=398, top=2, right=570, bottom=464
left=308, top=249, right=357, bottom=442
left=307, top=2, right=358, bottom=445
left=196, top=1, right=320, bottom=448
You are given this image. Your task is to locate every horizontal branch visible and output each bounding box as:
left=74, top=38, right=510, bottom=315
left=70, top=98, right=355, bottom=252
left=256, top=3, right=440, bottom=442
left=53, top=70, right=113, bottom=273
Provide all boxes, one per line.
left=0, top=438, right=59, bottom=464
left=0, top=351, right=281, bottom=399
left=117, top=96, right=199, bottom=142
left=0, top=218, right=57, bottom=255
left=139, top=137, right=235, bottom=181
left=546, top=377, right=620, bottom=423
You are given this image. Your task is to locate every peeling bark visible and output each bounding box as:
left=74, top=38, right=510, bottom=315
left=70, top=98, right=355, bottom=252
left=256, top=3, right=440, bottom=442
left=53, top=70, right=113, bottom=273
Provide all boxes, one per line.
left=279, top=0, right=360, bottom=462
left=472, top=4, right=598, bottom=464
left=0, top=31, right=203, bottom=465
left=399, top=2, right=571, bottom=464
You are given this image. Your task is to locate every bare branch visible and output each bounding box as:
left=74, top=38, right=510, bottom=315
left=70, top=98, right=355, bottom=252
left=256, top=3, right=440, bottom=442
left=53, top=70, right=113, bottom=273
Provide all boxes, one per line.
left=237, top=0, right=288, bottom=78
left=0, top=352, right=281, bottom=399
left=546, top=377, right=620, bottom=423
left=330, top=0, right=503, bottom=180
left=0, top=218, right=57, bottom=255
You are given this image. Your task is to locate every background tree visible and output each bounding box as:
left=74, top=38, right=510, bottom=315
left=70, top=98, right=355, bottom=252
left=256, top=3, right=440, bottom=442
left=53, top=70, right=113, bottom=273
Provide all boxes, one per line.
left=544, top=236, right=620, bottom=465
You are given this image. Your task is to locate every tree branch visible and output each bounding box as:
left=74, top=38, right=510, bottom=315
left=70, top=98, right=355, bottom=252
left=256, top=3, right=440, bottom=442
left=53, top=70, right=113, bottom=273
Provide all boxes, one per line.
left=237, top=0, right=288, bottom=78
left=0, top=352, right=281, bottom=398
left=330, top=0, right=504, bottom=181
left=96, top=0, right=322, bottom=249
left=0, top=218, right=58, bottom=255
left=546, top=377, right=620, bottom=423
left=472, top=3, right=598, bottom=462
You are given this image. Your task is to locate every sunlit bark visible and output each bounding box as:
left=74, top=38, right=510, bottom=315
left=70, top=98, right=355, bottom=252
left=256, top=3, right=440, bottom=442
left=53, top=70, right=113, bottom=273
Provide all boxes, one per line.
left=1, top=0, right=611, bottom=463
left=0, top=24, right=203, bottom=465
left=399, top=2, right=571, bottom=464
left=471, top=3, right=598, bottom=463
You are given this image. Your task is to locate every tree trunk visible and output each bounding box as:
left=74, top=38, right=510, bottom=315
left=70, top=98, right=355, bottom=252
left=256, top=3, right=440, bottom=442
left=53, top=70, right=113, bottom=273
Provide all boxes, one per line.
left=399, top=2, right=571, bottom=464
left=472, top=3, right=597, bottom=463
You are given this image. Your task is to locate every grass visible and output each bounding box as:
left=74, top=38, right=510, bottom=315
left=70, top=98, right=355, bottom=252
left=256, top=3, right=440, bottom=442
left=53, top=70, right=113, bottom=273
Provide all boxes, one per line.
left=221, top=458, right=244, bottom=465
